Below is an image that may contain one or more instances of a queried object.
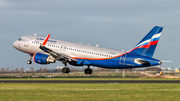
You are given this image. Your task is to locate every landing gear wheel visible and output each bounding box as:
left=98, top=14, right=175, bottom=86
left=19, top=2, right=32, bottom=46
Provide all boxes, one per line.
left=84, top=68, right=92, bottom=74
left=61, top=59, right=70, bottom=74
left=62, top=67, right=70, bottom=74
left=27, top=60, right=32, bottom=64
left=27, top=54, right=33, bottom=64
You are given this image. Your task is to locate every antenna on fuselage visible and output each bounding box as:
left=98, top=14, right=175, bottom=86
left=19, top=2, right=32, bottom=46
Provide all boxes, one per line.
left=34, top=33, right=37, bottom=36
left=96, top=44, right=99, bottom=47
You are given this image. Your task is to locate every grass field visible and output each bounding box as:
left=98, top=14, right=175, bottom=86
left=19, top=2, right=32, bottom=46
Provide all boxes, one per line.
left=0, top=83, right=180, bottom=101
left=0, top=78, right=180, bottom=81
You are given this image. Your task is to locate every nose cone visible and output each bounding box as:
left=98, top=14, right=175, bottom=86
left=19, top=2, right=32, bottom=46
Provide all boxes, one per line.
left=13, top=41, right=18, bottom=49
left=13, top=41, right=15, bottom=47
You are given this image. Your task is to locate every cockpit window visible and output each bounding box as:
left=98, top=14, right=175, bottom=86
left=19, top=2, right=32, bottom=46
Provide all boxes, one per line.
left=18, top=38, right=22, bottom=41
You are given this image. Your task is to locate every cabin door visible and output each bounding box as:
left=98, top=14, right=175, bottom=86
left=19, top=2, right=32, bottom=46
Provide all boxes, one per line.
left=24, top=37, right=31, bottom=47
left=119, top=54, right=127, bottom=65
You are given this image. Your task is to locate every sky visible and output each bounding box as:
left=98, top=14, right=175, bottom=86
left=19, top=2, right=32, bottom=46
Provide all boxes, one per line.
left=0, top=0, right=180, bottom=70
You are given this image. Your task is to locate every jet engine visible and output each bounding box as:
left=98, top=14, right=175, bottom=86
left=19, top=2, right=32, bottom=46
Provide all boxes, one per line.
left=33, top=53, right=56, bottom=64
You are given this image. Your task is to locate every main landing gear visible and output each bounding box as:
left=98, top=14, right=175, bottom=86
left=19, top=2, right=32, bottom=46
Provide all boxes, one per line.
left=27, top=54, right=33, bottom=64
left=62, top=68, right=70, bottom=74
left=84, top=65, right=92, bottom=74
left=62, top=60, right=70, bottom=74
left=61, top=60, right=93, bottom=74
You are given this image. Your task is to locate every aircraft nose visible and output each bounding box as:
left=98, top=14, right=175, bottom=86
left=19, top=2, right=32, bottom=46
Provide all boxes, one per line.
left=13, top=41, right=17, bottom=48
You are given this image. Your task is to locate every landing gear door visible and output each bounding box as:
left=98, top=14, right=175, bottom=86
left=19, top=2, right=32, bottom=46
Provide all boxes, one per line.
left=119, top=54, right=127, bottom=65
left=24, top=37, right=31, bottom=47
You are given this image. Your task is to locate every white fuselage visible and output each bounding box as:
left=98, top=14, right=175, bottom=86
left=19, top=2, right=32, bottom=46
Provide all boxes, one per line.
left=13, top=26, right=163, bottom=71
left=13, top=35, right=124, bottom=60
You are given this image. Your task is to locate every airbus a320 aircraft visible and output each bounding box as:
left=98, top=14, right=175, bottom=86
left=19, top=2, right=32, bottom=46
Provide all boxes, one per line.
left=13, top=26, right=163, bottom=74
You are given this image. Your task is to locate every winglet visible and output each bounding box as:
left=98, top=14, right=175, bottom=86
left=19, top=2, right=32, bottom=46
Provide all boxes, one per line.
left=42, top=34, right=50, bottom=45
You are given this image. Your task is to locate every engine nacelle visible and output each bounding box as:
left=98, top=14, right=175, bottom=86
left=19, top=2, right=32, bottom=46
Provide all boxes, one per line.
left=33, top=53, right=56, bottom=64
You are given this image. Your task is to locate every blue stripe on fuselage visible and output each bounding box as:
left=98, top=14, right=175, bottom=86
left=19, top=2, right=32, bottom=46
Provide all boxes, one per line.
left=76, top=53, right=160, bottom=69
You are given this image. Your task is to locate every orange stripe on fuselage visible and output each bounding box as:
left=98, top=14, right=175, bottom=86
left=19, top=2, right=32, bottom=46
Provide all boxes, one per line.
left=73, top=57, right=113, bottom=60
left=72, top=53, right=127, bottom=60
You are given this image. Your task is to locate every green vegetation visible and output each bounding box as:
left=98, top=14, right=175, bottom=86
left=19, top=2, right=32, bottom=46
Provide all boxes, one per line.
left=0, top=71, right=142, bottom=77
left=0, top=83, right=180, bottom=101
left=0, top=75, right=139, bottom=79
left=0, top=78, right=180, bottom=81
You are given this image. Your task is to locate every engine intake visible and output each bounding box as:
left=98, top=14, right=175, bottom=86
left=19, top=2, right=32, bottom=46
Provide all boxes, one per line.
left=33, top=53, right=56, bottom=64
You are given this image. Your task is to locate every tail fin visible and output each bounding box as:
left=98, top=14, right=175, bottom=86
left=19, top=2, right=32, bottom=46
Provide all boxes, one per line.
left=129, top=26, right=163, bottom=57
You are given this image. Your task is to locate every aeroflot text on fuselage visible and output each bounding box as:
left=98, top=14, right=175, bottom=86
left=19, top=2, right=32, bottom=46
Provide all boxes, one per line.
left=37, top=38, right=57, bottom=43
left=13, top=26, right=163, bottom=74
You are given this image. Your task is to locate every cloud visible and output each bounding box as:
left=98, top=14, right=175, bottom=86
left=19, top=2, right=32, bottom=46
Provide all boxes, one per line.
left=0, top=0, right=180, bottom=68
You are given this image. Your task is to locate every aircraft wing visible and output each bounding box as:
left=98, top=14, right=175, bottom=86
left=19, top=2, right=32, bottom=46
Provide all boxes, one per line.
left=39, top=34, right=77, bottom=62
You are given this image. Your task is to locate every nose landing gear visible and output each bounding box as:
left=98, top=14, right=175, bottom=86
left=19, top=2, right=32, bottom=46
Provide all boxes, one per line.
left=27, top=54, right=33, bottom=64
left=27, top=60, right=32, bottom=64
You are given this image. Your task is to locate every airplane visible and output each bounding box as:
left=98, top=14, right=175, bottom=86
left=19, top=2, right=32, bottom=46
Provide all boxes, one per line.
left=13, top=26, right=163, bottom=74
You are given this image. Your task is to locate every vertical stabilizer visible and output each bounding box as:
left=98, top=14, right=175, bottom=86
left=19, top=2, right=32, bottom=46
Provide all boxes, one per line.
left=129, top=26, right=163, bottom=57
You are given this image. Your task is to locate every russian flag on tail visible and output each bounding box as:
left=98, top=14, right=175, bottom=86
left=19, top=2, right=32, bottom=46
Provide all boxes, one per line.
left=129, top=26, right=163, bottom=57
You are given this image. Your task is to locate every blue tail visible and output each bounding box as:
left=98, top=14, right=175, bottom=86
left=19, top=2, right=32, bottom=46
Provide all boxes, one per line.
left=129, top=26, right=163, bottom=57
